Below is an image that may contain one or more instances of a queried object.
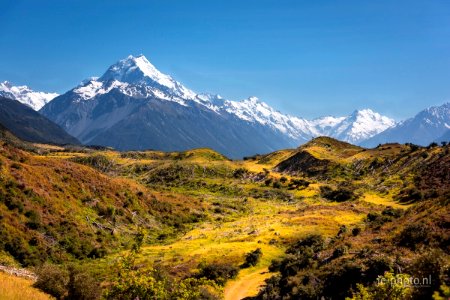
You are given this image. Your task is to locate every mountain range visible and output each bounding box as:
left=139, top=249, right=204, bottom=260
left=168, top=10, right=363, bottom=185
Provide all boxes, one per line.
left=38, top=55, right=396, bottom=157
left=1, top=55, right=448, bottom=156
left=362, top=103, right=450, bottom=147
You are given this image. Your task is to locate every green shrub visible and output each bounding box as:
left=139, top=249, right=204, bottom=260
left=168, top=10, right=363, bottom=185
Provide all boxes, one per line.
left=272, top=181, right=282, bottom=189
left=381, top=206, right=403, bottom=218
left=66, top=265, right=101, bottom=300
left=365, top=212, right=394, bottom=229
left=364, top=256, right=393, bottom=282
left=287, top=234, right=325, bottom=254
left=25, top=210, right=41, bottom=229
left=71, top=154, right=116, bottom=173
left=396, top=188, right=423, bottom=203
left=232, top=168, right=249, bottom=179
left=320, top=185, right=357, bottom=202
left=323, top=262, right=363, bottom=298
left=197, top=262, right=239, bottom=286
left=34, top=263, right=69, bottom=299
left=242, top=248, right=262, bottom=268
left=289, top=178, right=310, bottom=189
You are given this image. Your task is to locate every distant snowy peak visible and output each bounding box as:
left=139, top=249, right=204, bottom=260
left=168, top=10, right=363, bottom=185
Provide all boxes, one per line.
left=309, top=116, right=346, bottom=135
left=306, top=109, right=395, bottom=144
left=0, top=81, right=59, bottom=110
left=98, top=55, right=197, bottom=100
left=329, top=109, right=396, bottom=144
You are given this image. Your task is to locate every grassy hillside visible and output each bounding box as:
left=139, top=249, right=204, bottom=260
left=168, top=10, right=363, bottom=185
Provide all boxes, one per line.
left=0, top=129, right=206, bottom=267
left=0, top=131, right=448, bottom=299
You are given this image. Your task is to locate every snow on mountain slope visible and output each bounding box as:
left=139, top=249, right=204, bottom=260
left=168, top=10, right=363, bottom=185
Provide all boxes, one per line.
left=363, top=102, right=450, bottom=147
left=322, top=109, right=396, bottom=144
left=220, top=97, right=314, bottom=140
left=40, top=54, right=398, bottom=155
left=0, top=81, right=59, bottom=110
left=66, top=55, right=395, bottom=143
left=98, top=55, right=197, bottom=100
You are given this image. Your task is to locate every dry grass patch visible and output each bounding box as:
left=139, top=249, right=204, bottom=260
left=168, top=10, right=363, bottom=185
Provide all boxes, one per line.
left=0, top=272, right=52, bottom=300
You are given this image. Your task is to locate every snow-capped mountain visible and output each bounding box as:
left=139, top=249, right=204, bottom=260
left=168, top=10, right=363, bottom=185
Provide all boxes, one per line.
left=40, top=55, right=304, bottom=157
left=40, top=54, right=396, bottom=157
left=311, top=109, right=395, bottom=144
left=362, top=102, right=450, bottom=147
left=0, top=81, right=58, bottom=110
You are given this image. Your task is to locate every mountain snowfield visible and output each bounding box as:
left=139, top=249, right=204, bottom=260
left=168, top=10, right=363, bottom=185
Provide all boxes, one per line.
left=0, top=81, right=59, bottom=110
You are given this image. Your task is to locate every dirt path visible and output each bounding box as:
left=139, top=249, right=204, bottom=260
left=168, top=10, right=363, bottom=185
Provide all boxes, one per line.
left=224, top=267, right=271, bottom=300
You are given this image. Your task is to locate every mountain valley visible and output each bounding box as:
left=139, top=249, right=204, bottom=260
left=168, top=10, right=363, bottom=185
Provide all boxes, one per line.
left=0, top=124, right=448, bottom=299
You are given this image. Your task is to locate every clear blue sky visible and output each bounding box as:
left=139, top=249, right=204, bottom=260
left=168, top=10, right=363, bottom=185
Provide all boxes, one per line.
left=1, top=0, right=449, bottom=119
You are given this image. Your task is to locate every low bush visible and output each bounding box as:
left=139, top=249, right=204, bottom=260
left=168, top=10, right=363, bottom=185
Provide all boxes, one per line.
left=34, top=263, right=69, bottom=299
left=232, top=168, right=249, bottom=179
left=242, top=248, right=262, bottom=268
left=34, top=263, right=101, bottom=300
left=288, top=178, right=310, bottom=189
left=320, top=185, right=357, bottom=202
left=197, top=262, right=239, bottom=285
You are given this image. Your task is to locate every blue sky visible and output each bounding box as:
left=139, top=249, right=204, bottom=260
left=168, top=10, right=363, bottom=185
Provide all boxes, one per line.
left=1, top=0, right=449, bottom=119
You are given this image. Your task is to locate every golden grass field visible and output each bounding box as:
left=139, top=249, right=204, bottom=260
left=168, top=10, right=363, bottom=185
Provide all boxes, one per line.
left=0, top=272, right=52, bottom=300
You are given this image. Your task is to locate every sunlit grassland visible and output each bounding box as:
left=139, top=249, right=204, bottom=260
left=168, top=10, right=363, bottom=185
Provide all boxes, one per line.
left=135, top=195, right=366, bottom=275
left=361, top=192, right=412, bottom=209
left=0, top=272, right=52, bottom=300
